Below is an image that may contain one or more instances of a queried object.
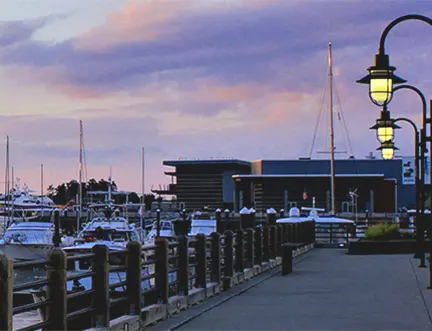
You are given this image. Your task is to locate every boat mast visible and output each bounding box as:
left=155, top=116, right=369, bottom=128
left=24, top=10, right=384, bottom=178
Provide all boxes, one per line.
left=41, top=164, right=43, bottom=197
left=328, top=42, right=336, bottom=215
left=4, top=136, right=9, bottom=228
left=108, top=166, right=112, bottom=205
left=77, top=120, right=83, bottom=232
left=140, top=147, right=145, bottom=241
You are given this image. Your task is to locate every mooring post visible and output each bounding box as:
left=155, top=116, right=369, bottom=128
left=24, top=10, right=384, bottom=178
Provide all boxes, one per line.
left=195, top=233, right=207, bottom=290
left=126, top=241, right=142, bottom=315
left=223, top=230, right=234, bottom=278
left=0, top=253, right=13, bottom=331
left=245, top=228, right=255, bottom=268
left=254, top=227, right=263, bottom=266
left=235, top=229, right=245, bottom=273
left=281, top=244, right=294, bottom=276
left=428, top=243, right=432, bottom=289
left=177, top=235, right=189, bottom=296
left=155, top=237, right=169, bottom=304
left=210, top=232, right=221, bottom=283
left=91, top=244, right=110, bottom=328
left=46, top=248, right=67, bottom=331
left=156, top=209, right=161, bottom=238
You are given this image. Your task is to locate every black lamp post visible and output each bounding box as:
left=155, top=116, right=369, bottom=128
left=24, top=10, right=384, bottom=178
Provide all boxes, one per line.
left=358, top=14, right=431, bottom=266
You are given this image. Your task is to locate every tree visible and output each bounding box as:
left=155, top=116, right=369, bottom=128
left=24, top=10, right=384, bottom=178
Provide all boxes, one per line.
left=144, top=194, right=155, bottom=210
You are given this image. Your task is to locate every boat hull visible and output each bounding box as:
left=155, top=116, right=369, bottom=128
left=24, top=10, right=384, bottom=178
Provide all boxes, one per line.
left=0, top=243, right=53, bottom=261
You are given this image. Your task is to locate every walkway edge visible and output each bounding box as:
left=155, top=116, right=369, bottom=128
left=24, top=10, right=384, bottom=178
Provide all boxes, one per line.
left=147, top=252, right=313, bottom=331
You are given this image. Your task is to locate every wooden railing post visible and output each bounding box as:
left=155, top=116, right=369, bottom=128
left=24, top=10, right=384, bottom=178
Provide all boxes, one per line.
left=277, top=225, right=283, bottom=256
left=269, top=226, right=277, bottom=259
left=46, top=248, right=67, bottom=331
left=235, top=229, right=245, bottom=273
left=126, top=241, right=142, bottom=315
left=223, top=230, right=234, bottom=278
left=154, top=237, right=169, bottom=304
left=92, top=244, right=110, bottom=328
left=245, top=228, right=255, bottom=269
left=262, top=225, right=270, bottom=261
left=0, top=253, right=13, bottom=331
left=254, top=227, right=263, bottom=266
left=210, top=232, right=221, bottom=283
left=177, top=235, right=189, bottom=296
left=195, top=233, right=207, bottom=290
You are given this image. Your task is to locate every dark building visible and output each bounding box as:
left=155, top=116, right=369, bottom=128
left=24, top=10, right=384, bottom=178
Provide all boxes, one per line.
left=163, top=159, right=250, bottom=210
left=163, top=157, right=416, bottom=213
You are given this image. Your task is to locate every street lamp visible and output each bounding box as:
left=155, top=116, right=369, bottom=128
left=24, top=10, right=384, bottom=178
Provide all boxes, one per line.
left=358, top=14, right=431, bottom=270
left=377, top=140, right=398, bottom=160
left=357, top=54, right=406, bottom=106
left=369, top=108, right=400, bottom=143
left=357, top=14, right=431, bottom=107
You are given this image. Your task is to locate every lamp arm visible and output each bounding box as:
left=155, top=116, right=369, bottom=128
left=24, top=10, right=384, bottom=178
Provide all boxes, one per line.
left=393, top=117, right=419, bottom=136
left=393, top=85, right=427, bottom=128
left=379, top=14, right=432, bottom=54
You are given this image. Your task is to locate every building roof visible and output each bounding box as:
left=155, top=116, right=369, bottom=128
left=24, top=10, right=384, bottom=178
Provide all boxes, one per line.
left=164, top=159, right=251, bottom=167
left=232, top=174, right=385, bottom=179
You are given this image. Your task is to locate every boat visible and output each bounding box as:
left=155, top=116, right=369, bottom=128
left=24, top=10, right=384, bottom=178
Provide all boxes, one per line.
left=277, top=198, right=355, bottom=247
left=0, top=183, right=57, bottom=231
left=189, top=210, right=216, bottom=236
left=145, top=219, right=177, bottom=243
left=0, top=221, right=75, bottom=261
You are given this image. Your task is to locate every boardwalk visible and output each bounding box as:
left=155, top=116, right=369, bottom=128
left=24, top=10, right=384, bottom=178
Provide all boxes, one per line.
left=152, top=249, right=432, bottom=330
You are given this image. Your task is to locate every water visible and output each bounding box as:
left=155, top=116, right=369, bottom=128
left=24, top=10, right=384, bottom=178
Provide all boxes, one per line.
left=13, top=311, right=42, bottom=331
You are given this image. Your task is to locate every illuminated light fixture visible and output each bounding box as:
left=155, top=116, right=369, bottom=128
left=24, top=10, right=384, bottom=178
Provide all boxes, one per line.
left=369, top=107, right=400, bottom=143
left=377, top=141, right=398, bottom=160
left=357, top=53, right=406, bottom=106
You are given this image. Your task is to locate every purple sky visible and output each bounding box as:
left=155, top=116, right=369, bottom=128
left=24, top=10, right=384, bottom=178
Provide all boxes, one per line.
left=0, top=0, right=430, bottom=193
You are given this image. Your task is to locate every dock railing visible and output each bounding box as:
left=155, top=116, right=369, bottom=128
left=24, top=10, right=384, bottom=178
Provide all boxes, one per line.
left=0, top=223, right=315, bottom=331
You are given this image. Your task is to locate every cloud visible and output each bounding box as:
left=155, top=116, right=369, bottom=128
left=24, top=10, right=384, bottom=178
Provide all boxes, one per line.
left=3, top=0, right=430, bottom=98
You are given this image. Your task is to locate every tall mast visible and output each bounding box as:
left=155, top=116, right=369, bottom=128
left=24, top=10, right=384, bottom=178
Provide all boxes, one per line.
left=41, top=164, right=43, bottom=196
left=328, top=42, right=336, bottom=215
left=108, top=166, right=112, bottom=205
left=142, top=147, right=145, bottom=207
left=11, top=167, right=14, bottom=193
left=77, top=120, right=83, bottom=232
left=5, top=136, right=9, bottom=226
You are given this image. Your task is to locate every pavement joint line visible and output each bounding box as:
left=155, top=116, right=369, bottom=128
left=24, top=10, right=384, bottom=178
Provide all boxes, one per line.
left=409, top=257, right=432, bottom=326
left=153, top=251, right=314, bottom=331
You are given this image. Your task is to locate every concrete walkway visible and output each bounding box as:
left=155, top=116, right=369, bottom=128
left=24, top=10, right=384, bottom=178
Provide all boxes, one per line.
left=171, top=249, right=432, bottom=330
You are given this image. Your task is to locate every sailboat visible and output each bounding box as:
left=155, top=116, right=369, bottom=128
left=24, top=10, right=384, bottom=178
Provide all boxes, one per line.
left=277, top=43, right=355, bottom=246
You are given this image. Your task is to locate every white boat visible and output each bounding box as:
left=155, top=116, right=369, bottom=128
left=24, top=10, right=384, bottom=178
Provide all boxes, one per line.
left=74, top=213, right=144, bottom=247
left=0, top=183, right=56, bottom=231
left=277, top=201, right=354, bottom=246
left=0, top=222, right=75, bottom=261
left=145, top=219, right=177, bottom=243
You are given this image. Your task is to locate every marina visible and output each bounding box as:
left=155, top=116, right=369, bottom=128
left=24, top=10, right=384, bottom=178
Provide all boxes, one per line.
left=0, top=2, right=429, bottom=331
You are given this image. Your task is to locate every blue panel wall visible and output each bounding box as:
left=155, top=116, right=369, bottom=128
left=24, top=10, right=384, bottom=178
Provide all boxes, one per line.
left=223, top=170, right=238, bottom=203
left=259, top=159, right=414, bottom=210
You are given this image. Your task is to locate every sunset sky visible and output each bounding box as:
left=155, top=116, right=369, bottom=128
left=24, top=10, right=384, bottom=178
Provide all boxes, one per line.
left=0, top=0, right=430, bottom=193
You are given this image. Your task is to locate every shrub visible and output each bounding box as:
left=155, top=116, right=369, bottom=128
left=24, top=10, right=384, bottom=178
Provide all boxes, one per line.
left=365, top=223, right=400, bottom=240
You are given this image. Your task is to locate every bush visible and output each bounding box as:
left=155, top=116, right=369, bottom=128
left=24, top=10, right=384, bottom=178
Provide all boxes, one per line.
left=365, top=223, right=400, bottom=240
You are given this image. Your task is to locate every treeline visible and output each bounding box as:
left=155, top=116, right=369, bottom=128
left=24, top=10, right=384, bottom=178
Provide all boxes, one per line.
left=47, top=178, right=156, bottom=208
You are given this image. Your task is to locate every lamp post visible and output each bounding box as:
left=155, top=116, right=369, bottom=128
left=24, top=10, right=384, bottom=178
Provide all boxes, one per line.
left=357, top=14, right=431, bottom=266
left=372, top=112, right=425, bottom=266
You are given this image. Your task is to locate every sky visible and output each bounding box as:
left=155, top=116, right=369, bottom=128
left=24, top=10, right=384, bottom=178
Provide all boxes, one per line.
left=0, top=0, right=430, bottom=194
